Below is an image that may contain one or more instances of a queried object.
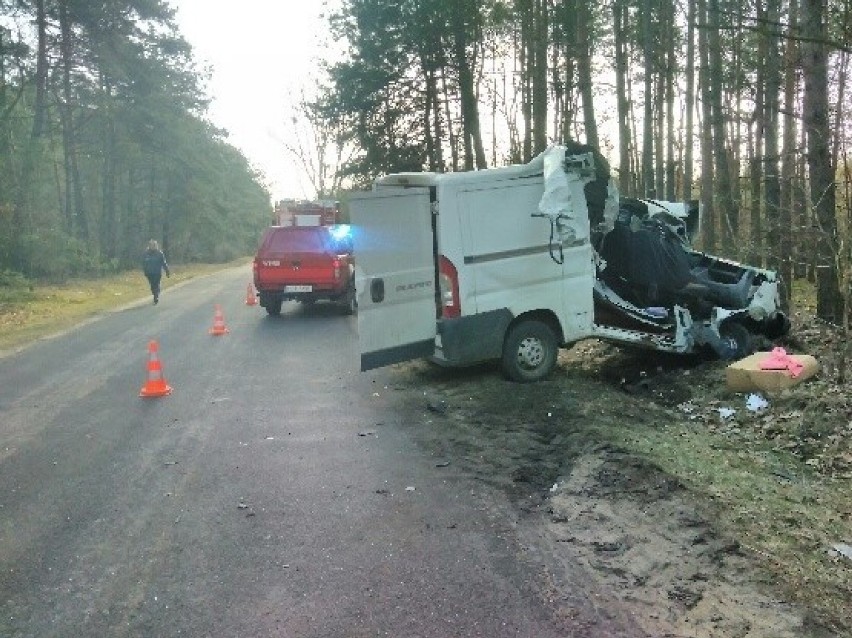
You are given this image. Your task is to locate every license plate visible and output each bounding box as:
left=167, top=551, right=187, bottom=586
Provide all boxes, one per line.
left=284, top=285, right=312, bottom=292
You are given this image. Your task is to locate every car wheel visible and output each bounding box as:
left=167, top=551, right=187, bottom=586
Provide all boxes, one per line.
left=501, top=320, right=558, bottom=383
left=342, top=284, right=357, bottom=316
left=718, top=321, right=752, bottom=360
left=266, top=299, right=282, bottom=316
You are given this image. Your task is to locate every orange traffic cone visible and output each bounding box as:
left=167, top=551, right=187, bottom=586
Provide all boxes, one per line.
left=139, top=340, right=172, bottom=398
left=245, top=282, right=258, bottom=306
left=209, top=304, right=230, bottom=335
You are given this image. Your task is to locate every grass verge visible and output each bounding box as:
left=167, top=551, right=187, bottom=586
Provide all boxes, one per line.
left=0, top=259, right=249, bottom=353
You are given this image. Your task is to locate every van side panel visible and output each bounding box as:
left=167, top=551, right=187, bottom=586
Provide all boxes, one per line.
left=452, top=178, right=594, bottom=342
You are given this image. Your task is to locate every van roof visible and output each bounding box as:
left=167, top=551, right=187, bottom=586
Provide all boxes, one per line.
left=375, top=152, right=547, bottom=189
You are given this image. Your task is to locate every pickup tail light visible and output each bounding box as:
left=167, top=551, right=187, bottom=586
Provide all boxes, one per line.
left=332, top=258, right=341, bottom=280
left=438, top=255, right=460, bottom=318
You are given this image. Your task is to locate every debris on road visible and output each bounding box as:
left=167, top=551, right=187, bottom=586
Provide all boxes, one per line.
left=426, top=400, right=448, bottom=414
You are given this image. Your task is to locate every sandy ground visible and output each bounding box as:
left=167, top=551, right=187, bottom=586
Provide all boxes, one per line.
left=373, top=344, right=844, bottom=638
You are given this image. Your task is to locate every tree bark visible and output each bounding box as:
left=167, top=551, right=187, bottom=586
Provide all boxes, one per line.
left=748, top=0, right=766, bottom=267
left=664, top=0, right=676, bottom=202
left=532, top=0, right=549, bottom=154
left=58, top=0, right=88, bottom=241
left=698, top=0, right=716, bottom=251
left=31, top=0, right=48, bottom=140
left=576, top=0, right=598, bottom=149
left=778, top=0, right=798, bottom=306
left=708, top=0, right=735, bottom=252
left=764, top=0, right=782, bottom=271
left=613, top=0, right=632, bottom=194
left=683, top=0, right=695, bottom=201
left=801, top=0, right=842, bottom=322
left=641, top=0, right=655, bottom=197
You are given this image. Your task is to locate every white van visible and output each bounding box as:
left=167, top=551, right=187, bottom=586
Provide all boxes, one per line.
left=348, top=145, right=789, bottom=382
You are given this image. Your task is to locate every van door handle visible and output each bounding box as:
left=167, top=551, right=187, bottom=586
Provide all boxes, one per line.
left=370, top=278, right=385, bottom=303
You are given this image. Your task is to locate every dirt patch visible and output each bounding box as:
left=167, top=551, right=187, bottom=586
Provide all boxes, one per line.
left=544, top=452, right=807, bottom=637
left=381, top=326, right=850, bottom=637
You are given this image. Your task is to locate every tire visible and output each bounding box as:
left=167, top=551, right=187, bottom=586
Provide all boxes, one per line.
left=501, top=320, right=558, bottom=383
left=718, top=320, right=752, bottom=360
left=265, top=299, right=282, bottom=316
left=341, top=284, right=357, bottom=316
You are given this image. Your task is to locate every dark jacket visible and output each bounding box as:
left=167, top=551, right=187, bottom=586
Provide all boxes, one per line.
left=142, top=249, right=170, bottom=277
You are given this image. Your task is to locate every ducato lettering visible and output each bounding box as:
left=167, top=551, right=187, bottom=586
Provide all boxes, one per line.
left=396, top=280, right=432, bottom=293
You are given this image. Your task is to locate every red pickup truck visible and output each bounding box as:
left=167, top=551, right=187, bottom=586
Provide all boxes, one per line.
left=253, top=225, right=356, bottom=316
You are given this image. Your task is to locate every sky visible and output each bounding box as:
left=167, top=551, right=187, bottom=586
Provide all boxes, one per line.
left=172, top=0, right=340, bottom=202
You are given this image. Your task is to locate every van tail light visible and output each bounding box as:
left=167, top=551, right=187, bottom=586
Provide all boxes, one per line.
left=252, top=259, right=258, bottom=280
left=438, top=255, right=460, bottom=318
left=332, top=258, right=341, bottom=280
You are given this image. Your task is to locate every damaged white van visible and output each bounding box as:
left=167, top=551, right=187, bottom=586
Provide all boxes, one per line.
left=348, top=145, right=789, bottom=382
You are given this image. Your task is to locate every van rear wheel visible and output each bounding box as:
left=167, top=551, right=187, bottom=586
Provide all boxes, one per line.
left=501, top=320, right=557, bottom=383
left=265, top=299, right=282, bottom=316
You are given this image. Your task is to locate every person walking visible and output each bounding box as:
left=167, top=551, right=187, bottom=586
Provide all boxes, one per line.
left=142, top=240, right=170, bottom=304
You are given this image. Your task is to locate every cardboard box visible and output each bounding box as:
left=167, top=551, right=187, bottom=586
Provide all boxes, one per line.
left=726, top=351, right=819, bottom=393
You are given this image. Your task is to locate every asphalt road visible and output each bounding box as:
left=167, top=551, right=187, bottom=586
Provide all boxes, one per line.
left=0, top=265, right=632, bottom=638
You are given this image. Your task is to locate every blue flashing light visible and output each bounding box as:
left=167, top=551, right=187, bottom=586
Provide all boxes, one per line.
left=330, top=224, right=352, bottom=241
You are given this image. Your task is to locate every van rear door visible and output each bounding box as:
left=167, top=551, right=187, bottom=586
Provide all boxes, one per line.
left=349, top=188, right=437, bottom=371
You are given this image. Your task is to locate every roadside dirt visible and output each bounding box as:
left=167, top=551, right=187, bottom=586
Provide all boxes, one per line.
left=375, top=319, right=851, bottom=637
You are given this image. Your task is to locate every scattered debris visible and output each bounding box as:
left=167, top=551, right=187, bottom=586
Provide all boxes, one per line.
left=745, top=393, right=769, bottom=412
left=435, top=461, right=450, bottom=468
left=427, top=400, right=448, bottom=414
left=358, top=431, right=376, bottom=437
left=831, top=543, right=852, bottom=562
left=718, top=407, right=736, bottom=420
left=405, top=486, right=416, bottom=492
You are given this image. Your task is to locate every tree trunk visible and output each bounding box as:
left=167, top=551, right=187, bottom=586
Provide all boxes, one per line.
left=641, top=0, right=654, bottom=197
left=708, top=0, right=734, bottom=253
left=519, top=0, right=532, bottom=161
left=801, top=0, right=842, bottom=322
left=532, top=0, right=548, bottom=154
left=748, top=0, right=766, bottom=267
left=613, top=0, right=632, bottom=194
left=664, top=0, right=676, bottom=202
left=764, top=0, right=782, bottom=272
left=101, top=75, right=117, bottom=259
left=683, top=0, right=695, bottom=201
left=31, top=0, right=48, bottom=140
left=778, top=0, right=798, bottom=307
left=698, top=0, right=716, bottom=251
left=576, top=0, right=598, bottom=149
left=452, top=1, right=486, bottom=169
left=59, top=0, right=88, bottom=242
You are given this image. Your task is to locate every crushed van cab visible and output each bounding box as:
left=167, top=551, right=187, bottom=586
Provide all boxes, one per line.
left=348, top=145, right=789, bottom=382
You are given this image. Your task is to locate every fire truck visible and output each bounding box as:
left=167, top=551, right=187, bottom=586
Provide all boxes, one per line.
left=273, top=199, right=340, bottom=227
